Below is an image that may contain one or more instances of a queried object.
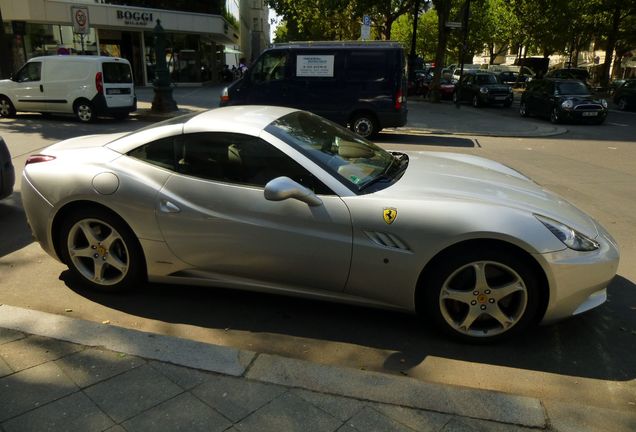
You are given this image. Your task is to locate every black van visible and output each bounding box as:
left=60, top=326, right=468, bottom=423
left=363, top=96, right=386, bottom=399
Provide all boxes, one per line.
left=220, top=41, right=408, bottom=138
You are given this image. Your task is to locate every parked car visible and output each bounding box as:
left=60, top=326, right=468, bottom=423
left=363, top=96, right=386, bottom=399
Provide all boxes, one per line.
left=453, top=71, right=513, bottom=107
left=220, top=41, right=407, bottom=138
left=545, top=68, right=592, bottom=89
left=0, top=137, right=15, bottom=200
left=520, top=79, right=608, bottom=124
left=21, top=106, right=619, bottom=343
left=608, top=79, right=626, bottom=95
left=451, top=66, right=481, bottom=82
left=438, top=78, right=456, bottom=100
left=0, top=56, right=136, bottom=122
left=496, top=71, right=530, bottom=87
left=613, top=79, right=636, bottom=111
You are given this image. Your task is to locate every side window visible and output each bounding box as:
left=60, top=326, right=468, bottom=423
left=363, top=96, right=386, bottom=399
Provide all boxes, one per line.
left=250, top=51, right=288, bottom=84
left=346, top=51, right=387, bottom=82
left=127, top=137, right=176, bottom=170
left=176, top=133, right=333, bottom=195
left=15, top=62, right=42, bottom=82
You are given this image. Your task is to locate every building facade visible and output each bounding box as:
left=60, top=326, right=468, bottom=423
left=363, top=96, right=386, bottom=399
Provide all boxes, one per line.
left=0, top=0, right=239, bottom=85
left=239, top=0, right=270, bottom=64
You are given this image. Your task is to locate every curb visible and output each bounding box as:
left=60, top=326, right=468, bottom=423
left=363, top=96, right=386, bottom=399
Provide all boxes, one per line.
left=0, top=304, right=547, bottom=428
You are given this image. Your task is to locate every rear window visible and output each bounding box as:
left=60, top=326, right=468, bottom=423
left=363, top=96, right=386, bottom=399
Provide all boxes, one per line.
left=103, top=62, right=133, bottom=84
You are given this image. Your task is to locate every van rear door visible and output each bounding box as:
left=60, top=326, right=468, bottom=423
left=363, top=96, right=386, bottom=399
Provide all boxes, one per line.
left=101, top=61, right=135, bottom=108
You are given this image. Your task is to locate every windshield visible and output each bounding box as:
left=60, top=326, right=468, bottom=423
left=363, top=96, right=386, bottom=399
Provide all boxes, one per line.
left=476, top=74, right=498, bottom=84
left=556, top=81, right=589, bottom=95
left=265, top=111, right=397, bottom=193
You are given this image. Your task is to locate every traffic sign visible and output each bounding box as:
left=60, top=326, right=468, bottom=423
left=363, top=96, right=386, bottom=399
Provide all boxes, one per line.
left=363, top=15, right=371, bottom=26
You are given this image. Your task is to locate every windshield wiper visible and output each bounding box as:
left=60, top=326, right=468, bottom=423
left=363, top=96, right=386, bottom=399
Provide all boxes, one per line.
left=358, top=153, right=407, bottom=191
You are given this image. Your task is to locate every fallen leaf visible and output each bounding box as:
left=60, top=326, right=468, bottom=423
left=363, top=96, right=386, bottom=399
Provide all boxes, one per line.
left=102, top=320, right=110, bottom=325
left=65, top=309, right=73, bottom=313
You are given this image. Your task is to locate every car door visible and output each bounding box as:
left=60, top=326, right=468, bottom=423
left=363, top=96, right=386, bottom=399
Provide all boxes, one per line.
left=460, top=74, right=474, bottom=101
left=538, top=81, right=556, bottom=117
left=11, top=61, right=47, bottom=112
left=153, top=132, right=353, bottom=292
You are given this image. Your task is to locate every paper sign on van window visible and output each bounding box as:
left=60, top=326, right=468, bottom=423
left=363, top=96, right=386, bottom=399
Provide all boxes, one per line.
left=296, top=55, right=334, bottom=77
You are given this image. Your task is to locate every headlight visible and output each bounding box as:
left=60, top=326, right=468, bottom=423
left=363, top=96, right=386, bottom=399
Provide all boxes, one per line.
left=480, top=87, right=489, bottom=94
left=561, top=100, right=574, bottom=109
left=601, top=99, right=608, bottom=108
left=535, top=215, right=599, bottom=251
left=508, top=86, right=513, bottom=93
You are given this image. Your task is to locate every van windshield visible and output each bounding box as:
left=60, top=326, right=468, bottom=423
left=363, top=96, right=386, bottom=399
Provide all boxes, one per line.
left=103, top=62, right=133, bottom=83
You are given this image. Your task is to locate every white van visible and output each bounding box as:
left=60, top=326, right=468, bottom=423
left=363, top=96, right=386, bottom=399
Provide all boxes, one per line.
left=0, top=56, right=136, bottom=122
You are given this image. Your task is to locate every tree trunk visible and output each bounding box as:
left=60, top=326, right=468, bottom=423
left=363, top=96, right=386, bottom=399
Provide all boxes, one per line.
left=429, top=0, right=451, bottom=102
left=601, top=6, right=621, bottom=89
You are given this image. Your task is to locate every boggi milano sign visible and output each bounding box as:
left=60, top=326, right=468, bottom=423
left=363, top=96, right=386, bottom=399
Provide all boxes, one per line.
left=116, top=9, right=154, bottom=26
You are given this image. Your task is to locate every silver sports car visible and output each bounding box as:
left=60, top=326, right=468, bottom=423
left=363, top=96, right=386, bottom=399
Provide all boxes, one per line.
left=21, top=106, right=619, bottom=342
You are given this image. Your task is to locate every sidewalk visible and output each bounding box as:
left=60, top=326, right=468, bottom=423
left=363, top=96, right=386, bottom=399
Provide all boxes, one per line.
left=1, top=305, right=635, bottom=432
left=131, top=86, right=567, bottom=138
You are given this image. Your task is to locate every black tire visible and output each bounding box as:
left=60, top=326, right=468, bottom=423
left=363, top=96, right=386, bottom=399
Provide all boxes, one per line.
left=350, top=112, right=379, bottom=139
left=617, top=97, right=628, bottom=111
left=472, top=95, right=481, bottom=108
left=58, top=208, right=145, bottom=292
left=519, top=101, right=529, bottom=117
left=74, top=100, right=95, bottom=123
left=550, top=108, right=561, bottom=124
left=420, top=247, right=541, bottom=343
left=0, top=96, right=16, bottom=118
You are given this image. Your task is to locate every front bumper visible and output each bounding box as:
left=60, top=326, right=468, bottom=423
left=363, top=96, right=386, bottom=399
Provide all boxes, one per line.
left=480, top=93, right=513, bottom=105
left=538, top=222, right=619, bottom=324
left=559, top=108, right=607, bottom=123
left=21, top=173, right=58, bottom=261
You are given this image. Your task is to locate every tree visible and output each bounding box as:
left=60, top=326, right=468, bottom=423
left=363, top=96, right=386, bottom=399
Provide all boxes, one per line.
left=594, top=0, right=636, bottom=88
left=429, top=0, right=455, bottom=102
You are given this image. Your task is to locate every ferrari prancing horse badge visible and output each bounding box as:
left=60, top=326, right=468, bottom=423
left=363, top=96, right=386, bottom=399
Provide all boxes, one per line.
left=383, top=207, right=397, bottom=224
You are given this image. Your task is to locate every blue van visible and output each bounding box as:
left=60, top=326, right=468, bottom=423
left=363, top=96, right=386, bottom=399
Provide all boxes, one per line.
left=220, top=41, right=408, bottom=138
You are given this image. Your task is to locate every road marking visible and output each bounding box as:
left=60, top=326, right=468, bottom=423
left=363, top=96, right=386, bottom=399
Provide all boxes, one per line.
left=607, top=122, right=628, bottom=127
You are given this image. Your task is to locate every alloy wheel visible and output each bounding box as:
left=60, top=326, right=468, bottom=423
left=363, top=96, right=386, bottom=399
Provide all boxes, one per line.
left=66, top=218, right=130, bottom=286
left=438, top=260, right=528, bottom=338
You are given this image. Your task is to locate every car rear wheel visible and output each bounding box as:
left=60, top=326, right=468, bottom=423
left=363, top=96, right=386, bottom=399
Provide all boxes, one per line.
left=59, top=208, right=144, bottom=292
left=422, top=248, right=540, bottom=343
left=617, top=97, right=628, bottom=111
left=0, top=96, right=16, bottom=118
left=519, top=101, right=529, bottom=117
left=74, top=100, right=95, bottom=123
left=350, top=112, right=379, bottom=139
left=550, top=108, right=560, bottom=124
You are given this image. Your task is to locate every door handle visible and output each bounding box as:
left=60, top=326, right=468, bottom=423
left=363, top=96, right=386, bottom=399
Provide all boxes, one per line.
left=159, top=199, right=181, bottom=213
left=39, top=84, right=43, bottom=92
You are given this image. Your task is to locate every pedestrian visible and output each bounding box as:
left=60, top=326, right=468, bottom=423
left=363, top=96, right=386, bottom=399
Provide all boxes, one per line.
left=239, top=58, right=248, bottom=77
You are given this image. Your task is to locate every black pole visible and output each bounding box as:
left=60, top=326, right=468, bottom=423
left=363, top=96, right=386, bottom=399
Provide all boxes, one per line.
left=408, top=0, right=421, bottom=84
left=455, top=0, right=471, bottom=108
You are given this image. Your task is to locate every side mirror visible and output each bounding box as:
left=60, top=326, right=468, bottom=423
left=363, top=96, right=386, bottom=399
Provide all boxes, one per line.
left=264, top=176, right=323, bottom=207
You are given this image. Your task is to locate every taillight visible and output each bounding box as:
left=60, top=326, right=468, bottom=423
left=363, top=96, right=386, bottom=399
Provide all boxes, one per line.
left=95, top=72, right=104, bottom=94
left=220, top=87, right=229, bottom=103
left=25, top=154, right=56, bottom=165
left=395, top=88, right=404, bottom=110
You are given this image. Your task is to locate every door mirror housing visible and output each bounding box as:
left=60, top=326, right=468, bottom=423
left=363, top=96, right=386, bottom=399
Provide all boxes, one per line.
left=264, top=176, right=323, bottom=207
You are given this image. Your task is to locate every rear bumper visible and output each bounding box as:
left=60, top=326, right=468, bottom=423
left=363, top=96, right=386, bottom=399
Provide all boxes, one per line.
left=91, top=94, right=137, bottom=116
left=0, top=159, right=15, bottom=200
left=379, top=108, right=408, bottom=128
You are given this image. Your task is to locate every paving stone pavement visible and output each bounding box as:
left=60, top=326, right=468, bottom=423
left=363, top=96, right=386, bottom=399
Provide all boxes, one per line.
left=0, top=325, right=540, bottom=432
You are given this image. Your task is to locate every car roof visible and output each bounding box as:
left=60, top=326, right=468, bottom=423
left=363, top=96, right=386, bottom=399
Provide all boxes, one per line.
left=28, top=55, right=130, bottom=63
left=271, top=41, right=402, bottom=50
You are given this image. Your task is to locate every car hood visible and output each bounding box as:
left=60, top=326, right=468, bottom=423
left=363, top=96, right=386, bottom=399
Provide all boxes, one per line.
left=481, top=84, right=511, bottom=92
left=557, top=94, right=603, bottom=105
left=379, top=151, right=598, bottom=237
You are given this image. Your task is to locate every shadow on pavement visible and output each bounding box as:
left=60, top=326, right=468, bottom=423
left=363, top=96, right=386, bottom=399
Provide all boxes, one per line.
left=376, top=133, right=477, bottom=147
left=61, top=270, right=636, bottom=382
left=0, top=193, right=33, bottom=258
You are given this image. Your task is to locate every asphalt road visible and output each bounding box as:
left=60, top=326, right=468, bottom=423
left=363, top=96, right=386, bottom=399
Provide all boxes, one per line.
left=1, top=105, right=635, bottom=414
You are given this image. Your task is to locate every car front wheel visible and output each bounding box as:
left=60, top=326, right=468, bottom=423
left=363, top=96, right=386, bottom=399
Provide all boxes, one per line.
left=472, top=95, right=481, bottom=108
left=550, top=108, right=560, bottom=124
left=0, top=96, right=16, bottom=118
left=519, top=101, right=529, bottom=117
left=422, top=247, right=540, bottom=343
left=617, top=97, right=628, bottom=111
left=59, top=208, right=144, bottom=292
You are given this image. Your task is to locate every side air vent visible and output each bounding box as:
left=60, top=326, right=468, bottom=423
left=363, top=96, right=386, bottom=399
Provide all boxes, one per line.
left=364, top=231, right=411, bottom=251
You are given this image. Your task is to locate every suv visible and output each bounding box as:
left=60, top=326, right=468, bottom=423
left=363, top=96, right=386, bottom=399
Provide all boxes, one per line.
left=453, top=71, right=513, bottom=107
left=520, top=79, right=607, bottom=124
left=220, top=41, right=407, bottom=138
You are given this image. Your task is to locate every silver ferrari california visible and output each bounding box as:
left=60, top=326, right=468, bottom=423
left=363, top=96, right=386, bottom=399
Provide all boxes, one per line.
left=21, top=106, right=619, bottom=342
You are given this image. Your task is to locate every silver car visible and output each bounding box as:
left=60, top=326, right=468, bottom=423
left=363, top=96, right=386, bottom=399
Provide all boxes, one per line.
left=21, top=106, right=619, bottom=342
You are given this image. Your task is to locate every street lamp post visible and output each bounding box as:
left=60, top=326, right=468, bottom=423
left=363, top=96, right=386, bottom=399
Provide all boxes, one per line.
left=151, top=20, right=178, bottom=113
left=455, top=0, right=471, bottom=108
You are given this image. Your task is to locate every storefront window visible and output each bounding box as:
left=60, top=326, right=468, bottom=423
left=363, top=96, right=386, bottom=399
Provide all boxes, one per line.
left=144, top=31, right=214, bottom=83
left=23, top=24, right=97, bottom=58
